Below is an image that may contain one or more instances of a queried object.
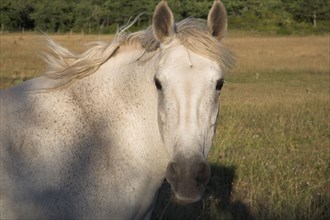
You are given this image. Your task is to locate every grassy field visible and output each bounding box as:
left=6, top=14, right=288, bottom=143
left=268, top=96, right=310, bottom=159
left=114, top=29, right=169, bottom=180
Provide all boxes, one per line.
left=1, top=32, right=329, bottom=219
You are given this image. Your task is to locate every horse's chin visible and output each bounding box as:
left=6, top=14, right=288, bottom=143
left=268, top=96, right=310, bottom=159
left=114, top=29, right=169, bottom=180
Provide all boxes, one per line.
left=172, top=192, right=202, bottom=205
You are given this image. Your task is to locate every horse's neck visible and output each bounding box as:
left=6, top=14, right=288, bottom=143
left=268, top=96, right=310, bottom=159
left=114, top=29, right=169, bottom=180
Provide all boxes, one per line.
left=70, top=47, right=169, bottom=177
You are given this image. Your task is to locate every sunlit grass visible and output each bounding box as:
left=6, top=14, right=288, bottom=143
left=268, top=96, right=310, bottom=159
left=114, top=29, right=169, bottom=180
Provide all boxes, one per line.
left=210, top=93, right=329, bottom=219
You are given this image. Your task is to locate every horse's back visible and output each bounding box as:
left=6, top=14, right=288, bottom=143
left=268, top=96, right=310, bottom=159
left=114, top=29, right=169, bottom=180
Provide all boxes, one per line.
left=0, top=79, right=92, bottom=219
left=0, top=78, right=86, bottom=152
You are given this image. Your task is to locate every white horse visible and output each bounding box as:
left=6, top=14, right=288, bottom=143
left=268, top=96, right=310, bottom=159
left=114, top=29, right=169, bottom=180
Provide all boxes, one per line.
left=0, top=1, right=232, bottom=219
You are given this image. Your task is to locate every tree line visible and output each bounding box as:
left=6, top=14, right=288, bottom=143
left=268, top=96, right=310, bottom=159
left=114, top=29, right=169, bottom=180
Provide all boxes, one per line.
left=0, top=0, right=329, bottom=34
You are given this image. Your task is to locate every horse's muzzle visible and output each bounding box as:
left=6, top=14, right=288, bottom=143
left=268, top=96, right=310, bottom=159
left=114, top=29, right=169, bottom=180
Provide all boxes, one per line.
left=165, top=153, right=211, bottom=204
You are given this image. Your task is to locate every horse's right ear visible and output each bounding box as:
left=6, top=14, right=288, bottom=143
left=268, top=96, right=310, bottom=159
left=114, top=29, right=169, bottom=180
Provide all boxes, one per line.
left=153, top=0, right=175, bottom=43
left=207, top=0, right=227, bottom=41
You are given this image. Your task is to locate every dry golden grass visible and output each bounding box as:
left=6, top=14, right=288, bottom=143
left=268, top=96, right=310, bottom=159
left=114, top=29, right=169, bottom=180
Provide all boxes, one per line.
left=226, top=35, right=329, bottom=74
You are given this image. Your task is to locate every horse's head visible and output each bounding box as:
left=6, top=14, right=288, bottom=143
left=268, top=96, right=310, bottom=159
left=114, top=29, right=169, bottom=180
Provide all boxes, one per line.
left=152, top=0, right=228, bottom=204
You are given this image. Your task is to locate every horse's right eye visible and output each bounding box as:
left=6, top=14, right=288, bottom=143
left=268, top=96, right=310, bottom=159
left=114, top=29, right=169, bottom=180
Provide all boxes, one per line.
left=216, top=79, right=224, bottom=91
left=155, top=78, right=162, bottom=90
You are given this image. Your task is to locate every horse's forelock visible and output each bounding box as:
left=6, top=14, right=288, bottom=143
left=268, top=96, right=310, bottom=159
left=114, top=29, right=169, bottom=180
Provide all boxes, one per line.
left=175, top=18, right=234, bottom=70
left=139, top=18, right=234, bottom=69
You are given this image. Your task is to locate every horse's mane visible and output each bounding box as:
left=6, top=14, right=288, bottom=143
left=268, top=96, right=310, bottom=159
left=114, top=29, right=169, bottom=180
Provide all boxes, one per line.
left=44, top=18, right=233, bottom=89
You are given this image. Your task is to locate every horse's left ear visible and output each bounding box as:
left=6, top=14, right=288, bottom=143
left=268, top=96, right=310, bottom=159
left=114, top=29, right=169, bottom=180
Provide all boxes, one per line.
left=207, top=0, right=227, bottom=41
left=153, top=0, right=175, bottom=43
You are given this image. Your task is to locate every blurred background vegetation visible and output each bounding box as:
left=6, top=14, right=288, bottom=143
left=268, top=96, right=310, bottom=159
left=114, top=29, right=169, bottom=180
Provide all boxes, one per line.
left=0, top=0, right=329, bottom=35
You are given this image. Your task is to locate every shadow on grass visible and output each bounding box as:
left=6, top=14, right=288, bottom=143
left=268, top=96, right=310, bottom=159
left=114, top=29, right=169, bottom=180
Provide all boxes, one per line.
left=151, top=163, right=254, bottom=220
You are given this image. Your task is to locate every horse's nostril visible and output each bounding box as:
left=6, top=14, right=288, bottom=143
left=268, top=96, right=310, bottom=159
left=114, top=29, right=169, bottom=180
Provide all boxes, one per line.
left=169, top=162, right=178, bottom=177
left=196, top=162, right=210, bottom=185
left=166, top=162, right=178, bottom=183
left=170, top=162, right=177, bottom=174
left=198, top=162, right=207, bottom=173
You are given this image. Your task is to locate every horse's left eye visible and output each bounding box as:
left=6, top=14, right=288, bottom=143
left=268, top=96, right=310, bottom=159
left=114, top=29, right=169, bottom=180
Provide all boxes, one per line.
left=154, top=78, right=162, bottom=90
left=216, top=79, right=224, bottom=91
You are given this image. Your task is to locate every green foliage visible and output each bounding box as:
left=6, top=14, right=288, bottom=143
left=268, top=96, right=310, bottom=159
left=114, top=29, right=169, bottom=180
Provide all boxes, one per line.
left=31, top=0, right=75, bottom=32
left=0, top=0, right=329, bottom=33
left=0, top=0, right=36, bottom=30
left=281, top=0, right=329, bottom=23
